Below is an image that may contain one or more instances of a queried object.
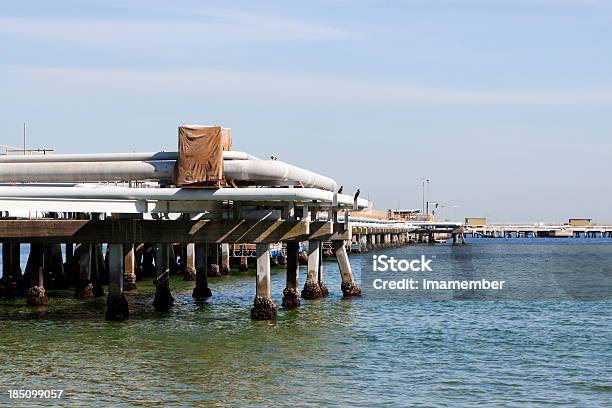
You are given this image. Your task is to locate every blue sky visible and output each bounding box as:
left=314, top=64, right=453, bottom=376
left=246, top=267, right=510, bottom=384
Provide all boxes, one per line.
left=1, top=0, right=611, bottom=222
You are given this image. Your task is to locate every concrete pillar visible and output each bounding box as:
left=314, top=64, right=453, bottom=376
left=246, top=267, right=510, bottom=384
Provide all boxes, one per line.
left=26, top=243, right=48, bottom=306
left=153, top=243, right=174, bottom=311
left=141, top=243, right=155, bottom=277
left=50, top=244, right=65, bottom=284
left=209, top=244, right=221, bottom=276
left=238, top=254, right=249, bottom=272
left=360, top=234, right=368, bottom=252
left=452, top=233, right=457, bottom=245
left=318, top=242, right=329, bottom=297
left=193, top=243, right=212, bottom=299
left=106, top=243, right=129, bottom=320
left=250, top=243, right=277, bottom=320
left=333, top=240, right=361, bottom=297
left=1, top=243, right=21, bottom=298
left=183, top=243, right=196, bottom=281
left=123, top=243, right=137, bottom=290
left=75, top=243, right=94, bottom=298
left=91, top=244, right=105, bottom=297
left=282, top=242, right=300, bottom=308
left=220, top=243, right=231, bottom=275
left=301, top=240, right=322, bottom=299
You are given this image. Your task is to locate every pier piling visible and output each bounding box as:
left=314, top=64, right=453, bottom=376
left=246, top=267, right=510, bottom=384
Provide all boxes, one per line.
left=220, top=243, right=230, bottom=275
left=76, top=244, right=94, bottom=299
left=301, top=240, right=323, bottom=299
left=281, top=241, right=300, bottom=308
left=333, top=240, right=361, bottom=297
left=250, top=243, right=277, bottom=320
left=192, top=243, right=212, bottom=299
left=183, top=243, right=197, bottom=281
left=26, top=243, right=48, bottom=306
left=1, top=243, right=21, bottom=297
left=123, top=243, right=137, bottom=290
left=153, top=243, right=174, bottom=311
left=106, top=243, right=129, bottom=320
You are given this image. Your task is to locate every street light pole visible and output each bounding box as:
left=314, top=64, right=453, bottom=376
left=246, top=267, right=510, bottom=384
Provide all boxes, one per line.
left=422, top=178, right=430, bottom=217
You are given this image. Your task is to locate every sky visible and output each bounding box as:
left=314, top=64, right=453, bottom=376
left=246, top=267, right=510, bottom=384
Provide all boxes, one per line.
left=1, top=0, right=611, bottom=223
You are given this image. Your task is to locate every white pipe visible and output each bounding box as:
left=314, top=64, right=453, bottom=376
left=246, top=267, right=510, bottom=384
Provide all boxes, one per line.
left=223, top=160, right=337, bottom=192
left=0, top=161, right=174, bottom=183
left=0, top=151, right=257, bottom=163
left=0, top=157, right=337, bottom=191
left=0, top=186, right=370, bottom=208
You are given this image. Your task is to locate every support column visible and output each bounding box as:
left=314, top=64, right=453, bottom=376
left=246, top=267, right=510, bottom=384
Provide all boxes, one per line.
left=301, top=240, right=322, bottom=299
left=250, top=243, right=277, bottom=320
left=26, top=243, right=48, bottom=306
left=209, top=244, right=221, bottom=276
left=192, top=243, right=212, bottom=299
left=1, top=243, right=21, bottom=298
left=141, top=243, right=155, bottom=277
left=220, top=243, right=231, bottom=275
left=333, top=240, right=361, bottom=297
left=49, top=243, right=67, bottom=288
left=75, top=243, right=94, bottom=298
left=153, top=243, right=174, bottom=311
left=106, top=243, right=129, bottom=320
left=123, top=243, right=137, bottom=290
left=360, top=235, right=368, bottom=252
left=183, top=243, right=196, bottom=281
left=318, top=242, right=329, bottom=297
left=282, top=242, right=300, bottom=308
left=91, top=244, right=105, bottom=297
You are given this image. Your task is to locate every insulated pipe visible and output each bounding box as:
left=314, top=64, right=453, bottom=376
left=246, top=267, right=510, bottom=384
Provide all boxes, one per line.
left=223, top=160, right=337, bottom=192
left=0, top=151, right=257, bottom=163
left=0, top=158, right=337, bottom=191
left=0, top=161, right=175, bottom=183
left=0, top=186, right=371, bottom=209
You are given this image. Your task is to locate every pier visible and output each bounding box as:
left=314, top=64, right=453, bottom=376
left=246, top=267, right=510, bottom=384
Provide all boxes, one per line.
left=0, top=125, right=437, bottom=320
left=464, top=218, right=612, bottom=238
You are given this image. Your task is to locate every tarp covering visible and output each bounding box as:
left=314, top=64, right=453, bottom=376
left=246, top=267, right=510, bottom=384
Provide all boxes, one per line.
left=221, top=127, right=233, bottom=151
left=174, top=125, right=224, bottom=186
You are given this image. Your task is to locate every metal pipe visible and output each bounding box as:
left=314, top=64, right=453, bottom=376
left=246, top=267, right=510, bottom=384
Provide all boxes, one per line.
left=0, top=186, right=370, bottom=208
left=223, top=160, right=337, bottom=192
left=0, top=158, right=337, bottom=191
left=0, top=151, right=258, bottom=163
left=0, top=161, right=175, bottom=183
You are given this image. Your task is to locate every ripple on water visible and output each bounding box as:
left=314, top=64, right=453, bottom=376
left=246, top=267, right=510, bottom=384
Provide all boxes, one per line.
left=1, top=244, right=611, bottom=406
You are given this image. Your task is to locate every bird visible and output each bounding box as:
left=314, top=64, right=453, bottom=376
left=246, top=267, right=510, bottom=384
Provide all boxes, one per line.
left=270, top=155, right=278, bottom=161
left=338, top=186, right=343, bottom=194
left=354, top=189, right=360, bottom=201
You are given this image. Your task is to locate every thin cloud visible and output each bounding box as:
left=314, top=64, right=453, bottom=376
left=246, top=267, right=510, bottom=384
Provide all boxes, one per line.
left=5, top=65, right=612, bottom=106
left=0, top=11, right=356, bottom=48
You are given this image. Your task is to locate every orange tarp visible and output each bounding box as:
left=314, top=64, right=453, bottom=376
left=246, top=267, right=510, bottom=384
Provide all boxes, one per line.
left=174, top=125, right=229, bottom=186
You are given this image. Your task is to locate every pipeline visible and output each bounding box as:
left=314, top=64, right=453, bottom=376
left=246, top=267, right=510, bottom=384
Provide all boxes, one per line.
left=0, top=151, right=258, bottom=163
left=0, top=185, right=370, bottom=209
left=0, top=155, right=337, bottom=191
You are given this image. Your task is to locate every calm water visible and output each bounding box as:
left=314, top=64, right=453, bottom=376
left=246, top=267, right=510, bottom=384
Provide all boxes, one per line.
left=0, top=241, right=611, bottom=407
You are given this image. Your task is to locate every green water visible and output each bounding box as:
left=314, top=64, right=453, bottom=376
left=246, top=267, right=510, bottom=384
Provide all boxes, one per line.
left=1, top=243, right=611, bottom=407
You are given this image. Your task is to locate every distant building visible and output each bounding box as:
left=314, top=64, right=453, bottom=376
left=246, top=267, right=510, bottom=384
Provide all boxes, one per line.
left=568, top=218, right=592, bottom=227
left=465, top=217, right=487, bottom=226
left=388, top=209, right=421, bottom=221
